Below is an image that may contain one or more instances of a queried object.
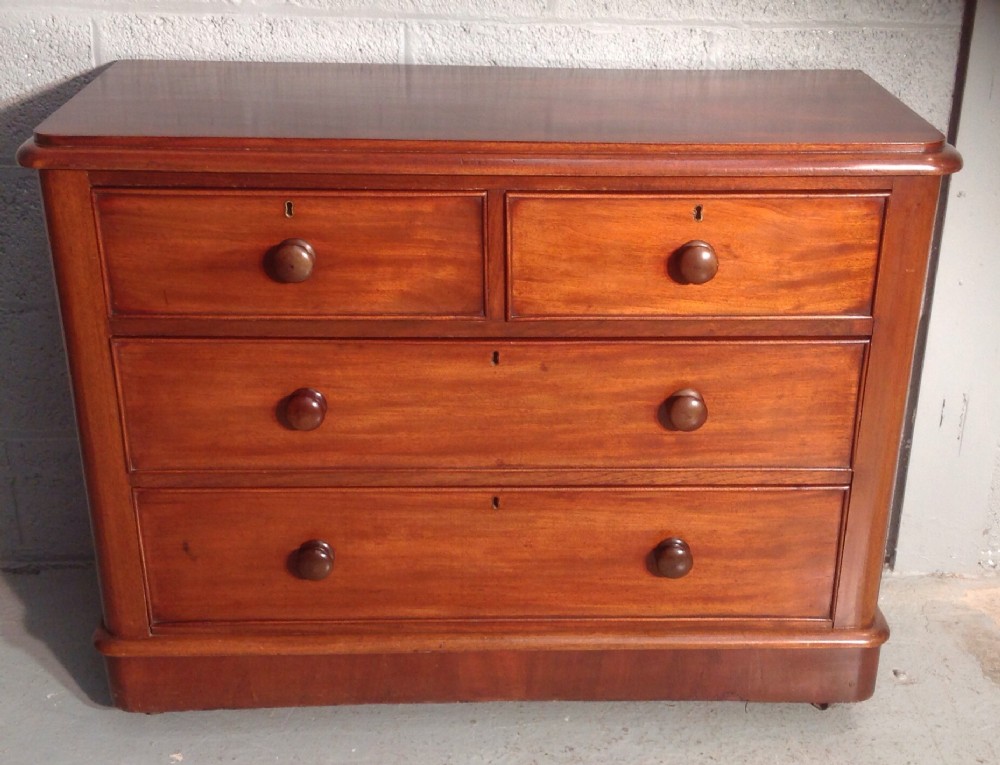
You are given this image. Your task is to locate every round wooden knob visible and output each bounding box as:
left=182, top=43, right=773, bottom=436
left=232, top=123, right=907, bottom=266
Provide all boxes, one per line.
left=265, top=238, right=315, bottom=283
left=279, top=387, right=327, bottom=431
left=673, top=240, right=718, bottom=284
left=652, top=538, right=693, bottom=579
left=293, top=539, right=334, bottom=581
left=663, top=388, right=708, bottom=432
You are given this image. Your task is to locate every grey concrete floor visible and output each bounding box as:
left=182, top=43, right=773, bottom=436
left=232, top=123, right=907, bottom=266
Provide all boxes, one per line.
left=0, top=567, right=997, bottom=765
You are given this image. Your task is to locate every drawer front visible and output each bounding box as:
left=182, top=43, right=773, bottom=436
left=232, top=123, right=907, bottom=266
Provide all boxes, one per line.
left=95, top=190, right=485, bottom=317
left=116, top=340, right=864, bottom=471
left=138, top=488, right=844, bottom=623
left=508, top=194, right=883, bottom=318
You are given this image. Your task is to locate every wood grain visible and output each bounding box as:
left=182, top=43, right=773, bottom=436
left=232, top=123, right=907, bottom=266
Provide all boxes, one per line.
left=509, top=193, right=883, bottom=318
left=95, top=190, right=486, bottom=318
left=100, top=614, right=886, bottom=710
left=18, top=63, right=960, bottom=176
left=19, top=141, right=962, bottom=177
left=137, top=487, right=844, bottom=623
left=33, top=63, right=943, bottom=152
left=107, top=314, right=876, bottom=339
left=114, top=340, right=866, bottom=472
left=86, top=171, right=898, bottom=193
left=128, top=467, right=853, bottom=489
left=18, top=61, right=958, bottom=710
left=144, top=616, right=841, bottom=643
left=38, top=171, right=150, bottom=638
left=834, top=175, right=944, bottom=628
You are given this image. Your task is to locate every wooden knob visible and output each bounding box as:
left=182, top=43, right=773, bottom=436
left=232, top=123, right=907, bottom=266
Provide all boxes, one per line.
left=672, top=240, right=718, bottom=284
left=293, top=540, right=334, bottom=581
left=662, top=388, right=708, bottom=432
left=652, top=538, right=693, bottom=579
left=265, top=238, right=315, bottom=283
left=279, top=388, right=327, bottom=431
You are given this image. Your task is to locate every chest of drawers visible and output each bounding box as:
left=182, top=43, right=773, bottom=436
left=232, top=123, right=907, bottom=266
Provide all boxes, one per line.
left=19, top=61, right=959, bottom=711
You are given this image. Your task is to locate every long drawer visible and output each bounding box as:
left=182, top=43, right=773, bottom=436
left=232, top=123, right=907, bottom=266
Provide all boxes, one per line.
left=137, top=487, right=845, bottom=624
left=95, top=190, right=486, bottom=318
left=508, top=193, right=883, bottom=318
left=115, top=339, right=865, bottom=472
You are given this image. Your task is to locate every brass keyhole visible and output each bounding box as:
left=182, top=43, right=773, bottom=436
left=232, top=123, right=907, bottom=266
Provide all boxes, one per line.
left=285, top=200, right=294, bottom=218
left=692, top=204, right=704, bottom=222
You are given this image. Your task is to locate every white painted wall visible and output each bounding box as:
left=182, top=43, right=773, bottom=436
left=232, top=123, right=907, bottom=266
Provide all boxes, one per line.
left=0, top=0, right=975, bottom=568
left=897, top=0, right=1000, bottom=574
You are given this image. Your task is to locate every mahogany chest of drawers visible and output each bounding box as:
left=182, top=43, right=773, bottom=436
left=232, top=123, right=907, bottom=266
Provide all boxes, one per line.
left=19, top=61, right=960, bottom=711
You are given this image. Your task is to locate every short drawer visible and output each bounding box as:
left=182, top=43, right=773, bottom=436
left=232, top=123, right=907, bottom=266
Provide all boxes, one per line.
left=507, top=193, right=883, bottom=318
left=94, top=190, right=485, bottom=317
left=115, top=340, right=865, bottom=472
left=138, top=487, right=844, bottom=623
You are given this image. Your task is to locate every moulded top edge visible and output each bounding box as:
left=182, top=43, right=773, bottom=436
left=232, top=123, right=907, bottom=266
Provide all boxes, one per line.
left=15, top=138, right=963, bottom=176
left=24, top=61, right=950, bottom=158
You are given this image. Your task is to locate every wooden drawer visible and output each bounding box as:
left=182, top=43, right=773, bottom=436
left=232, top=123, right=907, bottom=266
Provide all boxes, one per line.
left=115, top=339, right=865, bottom=472
left=508, top=194, right=883, bottom=318
left=137, top=487, right=844, bottom=623
left=25, top=61, right=956, bottom=711
left=94, top=190, right=486, bottom=318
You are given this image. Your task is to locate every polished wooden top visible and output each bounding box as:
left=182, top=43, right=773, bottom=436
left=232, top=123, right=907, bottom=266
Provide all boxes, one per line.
left=31, top=60, right=943, bottom=153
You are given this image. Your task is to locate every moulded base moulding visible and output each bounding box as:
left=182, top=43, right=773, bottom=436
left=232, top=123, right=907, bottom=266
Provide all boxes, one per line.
left=97, top=612, right=888, bottom=712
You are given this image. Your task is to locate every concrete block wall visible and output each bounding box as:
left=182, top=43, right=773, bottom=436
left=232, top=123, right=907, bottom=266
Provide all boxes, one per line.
left=0, top=0, right=966, bottom=565
left=895, top=0, right=1000, bottom=575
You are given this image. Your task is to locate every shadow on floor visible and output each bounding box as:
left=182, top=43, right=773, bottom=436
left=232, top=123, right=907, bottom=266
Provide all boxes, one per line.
left=1, top=65, right=115, bottom=710
left=0, top=564, right=111, bottom=707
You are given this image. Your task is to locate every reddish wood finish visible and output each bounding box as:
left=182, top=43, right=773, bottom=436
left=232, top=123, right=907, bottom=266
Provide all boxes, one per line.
left=37, top=171, right=149, bottom=639
left=88, top=170, right=897, bottom=192
left=99, top=609, right=890, bottom=710
left=95, top=190, right=486, bottom=318
left=137, top=488, right=843, bottom=623
left=651, top=538, right=695, bottom=579
left=662, top=388, right=709, bottom=432
left=17, top=61, right=957, bottom=711
left=109, top=314, right=875, bottom=339
left=291, top=540, right=335, bottom=582
left=17, top=64, right=960, bottom=176
left=105, top=613, right=879, bottom=652
left=19, top=143, right=961, bottom=177
left=672, top=240, right=719, bottom=285
left=129, top=467, right=852, bottom=489
left=103, top=638, right=884, bottom=711
left=834, top=175, right=945, bottom=628
left=264, top=238, right=316, bottom=284
left=114, top=340, right=865, bottom=472
left=30, top=62, right=943, bottom=153
left=508, top=194, right=883, bottom=318
left=278, top=388, right=327, bottom=432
